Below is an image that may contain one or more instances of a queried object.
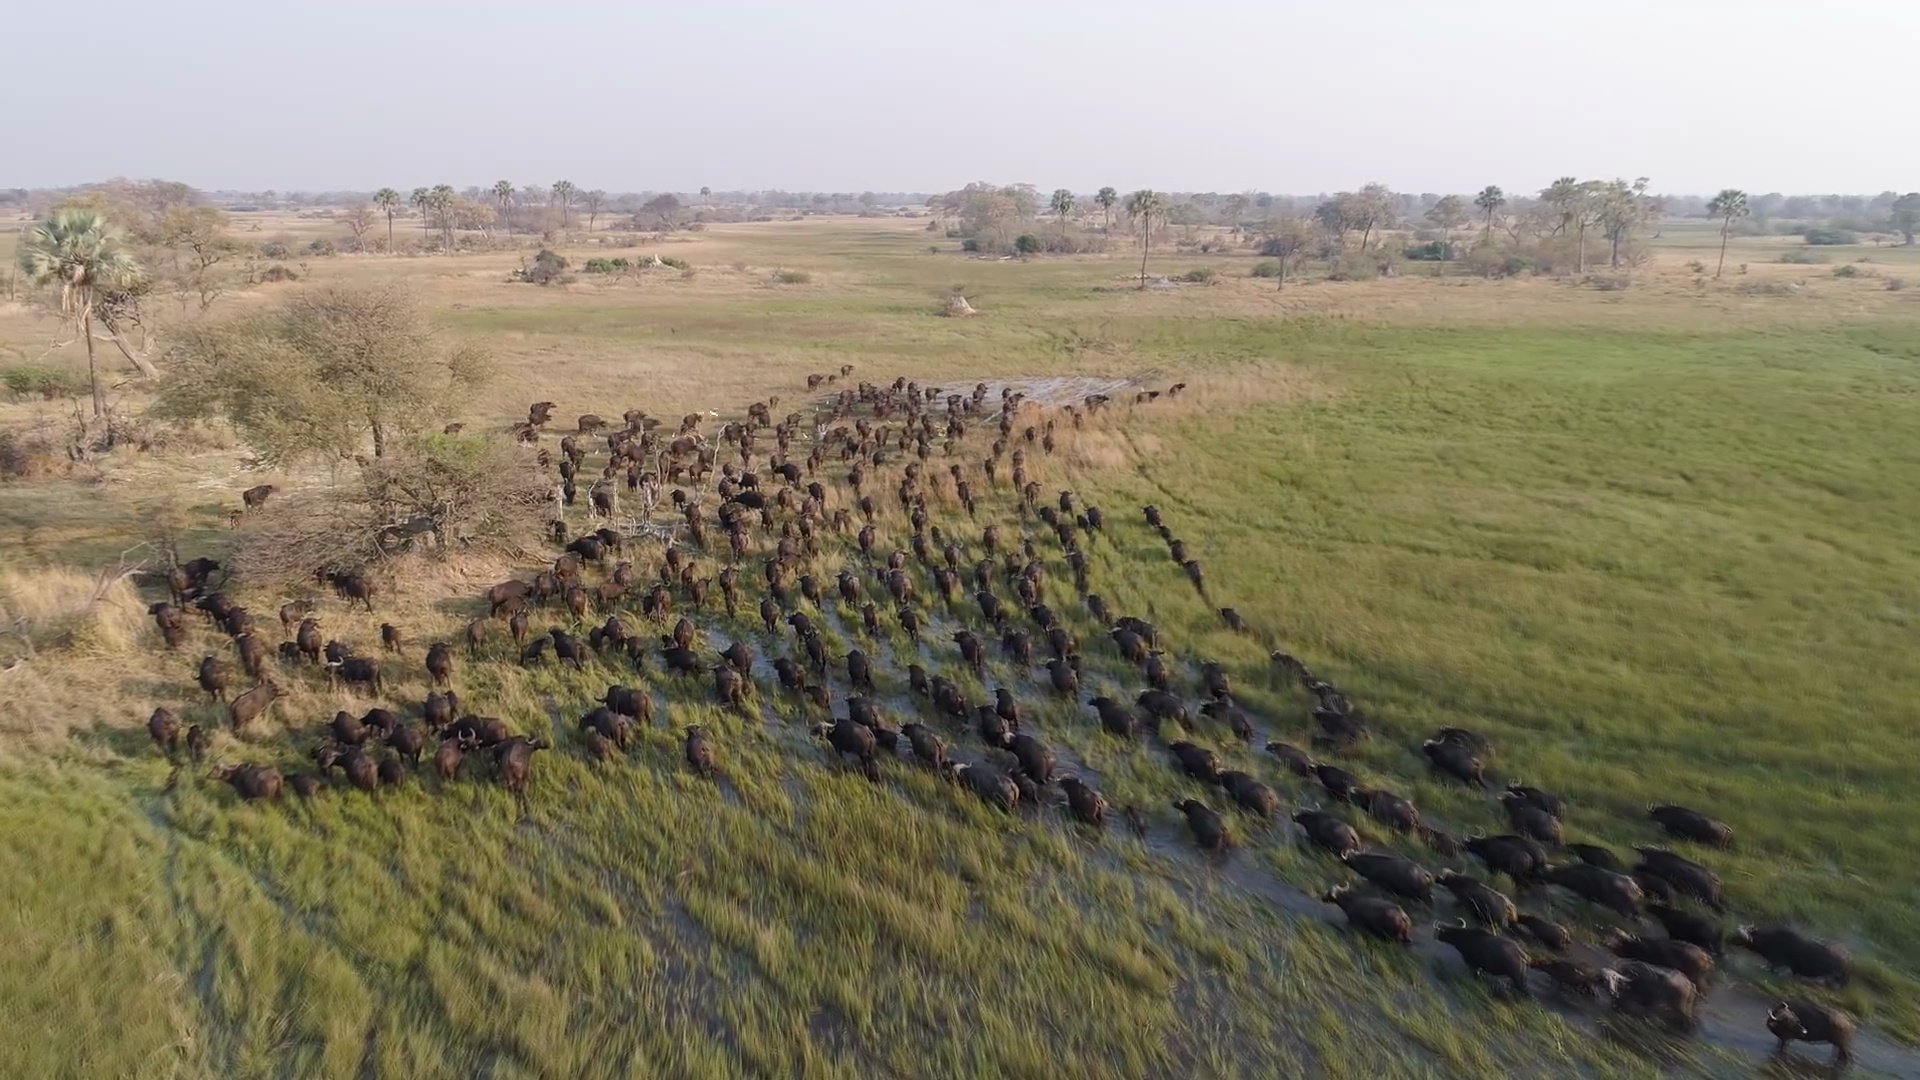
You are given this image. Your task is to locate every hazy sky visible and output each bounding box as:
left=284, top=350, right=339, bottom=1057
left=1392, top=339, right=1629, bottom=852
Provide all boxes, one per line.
left=12, top=0, right=1916, bottom=195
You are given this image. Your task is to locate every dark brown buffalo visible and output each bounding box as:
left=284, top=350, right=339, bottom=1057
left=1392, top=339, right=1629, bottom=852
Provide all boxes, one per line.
left=1323, top=885, right=1413, bottom=944
left=494, top=736, right=549, bottom=797
left=213, top=763, right=283, bottom=801
left=228, top=682, right=284, bottom=731
left=147, top=707, right=182, bottom=759
left=1436, top=921, right=1530, bottom=996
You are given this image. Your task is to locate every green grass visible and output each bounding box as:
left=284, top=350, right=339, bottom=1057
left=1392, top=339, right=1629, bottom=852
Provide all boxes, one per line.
left=5, top=217, right=1920, bottom=1077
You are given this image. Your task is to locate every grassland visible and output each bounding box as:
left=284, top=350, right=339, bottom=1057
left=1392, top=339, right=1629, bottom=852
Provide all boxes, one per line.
left=3, top=214, right=1919, bottom=1078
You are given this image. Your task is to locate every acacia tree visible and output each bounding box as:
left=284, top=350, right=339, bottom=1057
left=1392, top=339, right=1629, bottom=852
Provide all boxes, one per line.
left=492, top=180, right=516, bottom=242
left=1125, top=189, right=1164, bottom=288
left=584, top=189, right=607, bottom=231
left=1425, top=195, right=1469, bottom=257
left=1095, top=186, right=1117, bottom=231
left=1259, top=215, right=1315, bottom=291
left=1049, top=188, right=1075, bottom=234
left=1598, top=178, right=1661, bottom=268
left=1707, top=188, right=1748, bottom=278
left=1223, top=193, right=1250, bottom=236
left=373, top=188, right=401, bottom=250
left=1474, top=185, right=1506, bottom=241
left=16, top=209, right=147, bottom=417
left=1892, top=192, right=1920, bottom=246
left=159, top=284, right=491, bottom=463
left=1352, top=183, right=1398, bottom=251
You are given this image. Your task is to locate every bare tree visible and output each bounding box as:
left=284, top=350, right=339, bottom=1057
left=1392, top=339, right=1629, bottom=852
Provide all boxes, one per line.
left=342, top=204, right=376, bottom=249
left=584, top=189, right=607, bottom=231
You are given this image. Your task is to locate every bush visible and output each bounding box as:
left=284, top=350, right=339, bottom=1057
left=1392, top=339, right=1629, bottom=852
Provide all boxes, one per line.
left=2, top=365, right=89, bottom=401
left=772, top=269, right=811, bottom=285
left=1460, top=246, right=1536, bottom=279
left=1402, top=240, right=1454, bottom=261
left=1685, top=259, right=1707, bottom=273
left=1013, top=234, right=1044, bottom=255
left=1887, top=277, right=1907, bottom=291
left=0, top=422, right=65, bottom=479
left=657, top=255, right=690, bottom=271
left=1324, top=255, right=1379, bottom=282
left=1804, top=228, right=1859, bottom=246
left=259, top=240, right=290, bottom=259
left=584, top=258, right=616, bottom=274
left=960, top=238, right=981, bottom=253
left=257, top=264, right=299, bottom=283
left=517, top=249, right=570, bottom=286
left=1778, top=249, right=1829, bottom=264
left=1249, top=261, right=1282, bottom=279
left=1833, top=264, right=1862, bottom=278
left=1585, top=274, right=1632, bottom=291
left=1178, top=268, right=1218, bottom=284
left=305, top=238, right=337, bottom=257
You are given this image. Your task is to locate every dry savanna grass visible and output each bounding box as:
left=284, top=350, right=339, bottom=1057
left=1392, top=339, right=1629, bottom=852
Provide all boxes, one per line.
left=2, top=213, right=1920, bottom=1078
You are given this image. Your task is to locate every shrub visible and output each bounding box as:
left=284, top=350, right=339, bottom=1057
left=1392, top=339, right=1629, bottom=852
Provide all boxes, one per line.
left=2, top=365, right=89, bottom=401
left=1778, top=249, right=1828, bottom=264
left=583, top=258, right=616, bottom=274
left=772, top=269, right=811, bottom=285
left=1013, top=234, right=1044, bottom=255
left=1249, top=261, right=1282, bottom=278
left=306, top=238, right=337, bottom=257
left=1178, top=267, right=1217, bottom=284
left=1832, top=264, right=1862, bottom=278
left=960, top=238, right=981, bottom=253
left=1887, top=277, right=1907, bottom=291
left=928, top=245, right=940, bottom=254
left=1685, top=259, right=1708, bottom=273
left=1585, top=274, right=1632, bottom=291
left=257, top=265, right=299, bottom=283
left=259, top=240, right=290, bottom=259
left=657, top=255, right=690, bottom=271
left=1402, top=240, right=1454, bottom=261
left=1804, top=228, right=1859, bottom=246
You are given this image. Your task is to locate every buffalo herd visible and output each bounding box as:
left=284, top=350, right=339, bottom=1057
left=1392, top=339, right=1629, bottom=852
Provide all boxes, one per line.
left=147, top=369, right=1864, bottom=1070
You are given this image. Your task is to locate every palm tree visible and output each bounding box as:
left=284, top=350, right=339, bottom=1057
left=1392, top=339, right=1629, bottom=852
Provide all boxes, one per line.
left=1124, top=189, right=1164, bottom=288
left=373, top=188, right=401, bottom=251
left=1473, top=185, right=1505, bottom=242
left=16, top=209, right=145, bottom=418
left=1706, top=188, right=1749, bottom=279
left=1095, top=186, right=1118, bottom=232
left=430, top=184, right=457, bottom=249
left=492, top=180, right=516, bottom=242
left=1050, top=188, right=1076, bottom=235
left=410, top=187, right=430, bottom=242
left=1542, top=177, right=1581, bottom=236
left=551, top=180, right=578, bottom=229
